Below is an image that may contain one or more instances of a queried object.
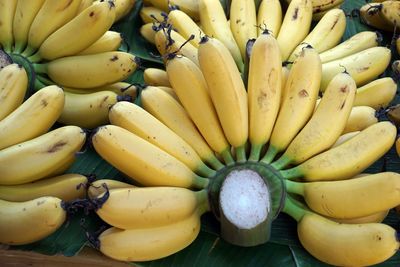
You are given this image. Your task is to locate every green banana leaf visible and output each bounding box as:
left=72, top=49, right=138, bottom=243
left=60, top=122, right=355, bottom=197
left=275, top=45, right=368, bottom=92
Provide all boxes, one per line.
left=8, top=0, right=400, bottom=266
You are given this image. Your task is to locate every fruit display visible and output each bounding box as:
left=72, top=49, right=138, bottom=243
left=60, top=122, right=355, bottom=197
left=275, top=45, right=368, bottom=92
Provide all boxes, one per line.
left=358, top=0, right=400, bottom=32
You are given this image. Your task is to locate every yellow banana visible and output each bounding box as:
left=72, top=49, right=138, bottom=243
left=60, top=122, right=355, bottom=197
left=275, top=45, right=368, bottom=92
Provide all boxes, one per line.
left=0, top=174, right=87, bottom=202
left=92, top=125, right=209, bottom=189
left=23, top=0, right=83, bottom=56
left=76, top=30, right=123, bottom=55
left=35, top=51, right=138, bottom=88
left=140, top=23, right=157, bottom=44
left=166, top=55, right=230, bottom=166
left=148, top=0, right=199, bottom=21
left=0, top=64, right=28, bottom=121
left=354, top=77, right=397, bottom=109
left=0, top=0, right=17, bottom=52
left=281, top=121, right=397, bottom=181
left=0, top=85, right=65, bottom=150
left=141, top=86, right=222, bottom=170
left=58, top=90, right=118, bottom=129
left=112, top=0, right=136, bottom=22
left=167, top=9, right=204, bottom=47
left=272, top=72, right=356, bottom=169
left=199, top=0, right=243, bottom=72
left=311, top=1, right=343, bottom=21
left=247, top=33, right=282, bottom=161
left=96, top=187, right=208, bottom=229
left=280, top=64, right=290, bottom=103
left=277, top=0, right=313, bottom=61
left=63, top=82, right=137, bottom=98
left=320, top=46, right=391, bottom=91
left=87, top=179, right=135, bottom=199
left=198, top=37, right=248, bottom=162
left=328, top=209, right=389, bottom=224
left=229, top=0, right=257, bottom=60
left=319, top=31, right=379, bottom=63
left=0, top=196, right=66, bottom=245
left=0, top=126, right=86, bottom=185
left=288, top=8, right=346, bottom=62
left=262, top=47, right=321, bottom=163
left=12, top=0, right=46, bottom=53
left=157, top=86, right=179, bottom=102
left=380, top=0, right=400, bottom=28
left=140, top=6, right=166, bottom=24
left=99, top=212, right=201, bottom=262
left=343, top=105, right=378, bottom=134
left=143, top=67, right=171, bottom=87
left=78, top=0, right=94, bottom=13
left=257, top=0, right=282, bottom=37
left=109, top=101, right=217, bottom=176
left=331, top=131, right=359, bottom=148
left=359, top=3, right=393, bottom=32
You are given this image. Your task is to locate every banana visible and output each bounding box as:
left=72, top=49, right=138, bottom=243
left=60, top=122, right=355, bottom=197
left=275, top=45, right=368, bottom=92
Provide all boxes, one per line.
left=311, top=0, right=345, bottom=13
left=257, top=0, right=282, bottom=37
left=319, top=31, right=380, bottom=63
left=0, top=64, right=28, bottom=121
left=331, top=131, right=360, bottom=148
left=328, top=209, right=389, bottom=224
left=92, top=125, right=209, bottom=189
left=0, top=196, right=66, bottom=245
left=247, top=32, right=282, bottom=161
left=277, top=0, right=313, bottom=61
left=109, top=101, right=217, bottom=176
left=380, top=0, right=400, bottom=28
left=359, top=3, right=393, bottom=32
left=354, top=77, right=397, bottom=109
left=288, top=8, right=346, bottom=62
left=96, top=187, right=208, bottom=229
left=320, top=46, right=391, bottom=92
left=149, top=0, right=199, bottom=21
left=272, top=72, right=356, bottom=169
left=143, top=67, right=171, bottom=87
left=0, top=85, right=65, bottom=150
left=0, top=126, right=86, bottom=185
left=63, top=82, right=137, bottom=98
left=87, top=179, right=135, bottom=199
left=0, top=173, right=87, bottom=202
left=262, top=47, right=321, bottom=163
left=229, top=0, right=257, bottom=60
left=281, top=121, right=397, bottom=181
left=57, top=90, right=118, bottom=129
left=34, top=51, right=137, bottom=88
left=99, top=212, right=201, bottom=262
left=141, top=86, right=223, bottom=170
left=280, top=64, right=290, bottom=102
left=199, top=0, right=243, bottom=72
left=166, top=55, right=230, bottom=166
left=111, top=0, right=136, bottom=22
left=343, top=106, right=378, bottom=134
left=157, top=86, right=179, bottom=102
left=12, top=0, right=46, bottom=53
left=0, top=0, right=17, bottom=52
left=76, top=30, right=123, bottom=55
left=167, top=9, right=204, bottom=48
left=140, top=23, right=157, bottom=44
left=140, top=6, right=166, bottom=24
left=311, top=1, right=342, bottom=21
left=397, top=36, right=400, bottom=54
left=78, top=0, right=94, bottom=13
left=23, top=0, right=83, bottom=56
left=393, top=60, right=400, bottom=77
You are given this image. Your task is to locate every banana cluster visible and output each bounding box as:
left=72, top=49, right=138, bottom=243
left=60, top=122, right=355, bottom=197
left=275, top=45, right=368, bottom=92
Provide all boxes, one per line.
left=359, top=0, right=400, bottom=32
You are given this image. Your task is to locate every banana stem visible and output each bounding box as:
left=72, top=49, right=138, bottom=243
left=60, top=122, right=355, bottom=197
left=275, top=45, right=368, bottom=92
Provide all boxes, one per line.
left=285, top=180, right=305, bottom=196
left=28, top=52, right=42, bottom=63
left=271, top=155, right=292, bottom=170
left=280, top=166, right=302, bottom=180
left=235, top=145, right=247, bottom=163
left=206, top=155, right=225, bottom=171
left=21, top=46, right=36, bottom=57
left=260, top=145, right=279, bottom=164
left=33, top=63, right=48, bottom=74
left=248, top=144, right=262, bottom=162
left=192, top=175, right=210, bottom=189
left=195, top=189, right=210, bottom=215
left=34, top=77, right=47, bottom=91
left=36, top=75, right=54, bottom=86
left=13, top=42, right=26, bottom=54
left=221, top=148, right=235, bottom=166
left=282, top=196, right=308, bottom=222
left=197, top=163, right=217, bottom=178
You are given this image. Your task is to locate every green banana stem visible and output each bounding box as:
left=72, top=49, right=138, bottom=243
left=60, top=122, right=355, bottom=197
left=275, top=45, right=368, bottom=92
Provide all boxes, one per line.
left=34, top=77, right=47, bottom=91
left=206, top=155, right=225, bottom=171
left=235, top=145, right=247, bottom=163
left=220, top=148, right=235, bottom=166
left=280, top=166, right=303, bottom=180
left=271, top=155, right=292, bottom=170
left=21, top=45, right=36, bottom=57
left=197, top=163, right=217, bottom=178
left=285, top=180, right=305, bottom=196
left=282, top=196, right=308, bottom=222
left=27, top=52, right=42, bottom=63
left=32, top=63, right=47, bottom=74
left=260, top=145, right=279, bottom=164
left=9, top=53, right=36, bottom=95
left=192, top=175, right=210, bottom=190
left=195, top=189, right=211, bottom=216
left=248, top=143, right=263, bottom=162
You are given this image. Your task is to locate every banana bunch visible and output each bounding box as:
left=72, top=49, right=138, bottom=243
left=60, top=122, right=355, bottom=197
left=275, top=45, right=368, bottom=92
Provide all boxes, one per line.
left=359, top=0, right=400, bottom=32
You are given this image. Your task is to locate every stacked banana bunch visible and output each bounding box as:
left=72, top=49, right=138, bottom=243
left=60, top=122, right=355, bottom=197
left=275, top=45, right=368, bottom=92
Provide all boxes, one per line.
left=0, top=0, right=137, bottom=129
left=359, top=0, right=400, bottom=32
left=0, top=64, right=88, bottom=245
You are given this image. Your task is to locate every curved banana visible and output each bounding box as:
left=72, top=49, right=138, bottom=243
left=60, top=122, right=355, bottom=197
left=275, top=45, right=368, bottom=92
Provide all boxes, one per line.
left=140, top=6, right=166, bottom=24
left=0, top=64, right=28, bottom=121
left=393, top=60, right=400, bottom=77
left=0, top=126, right=86, bottom=185
left=331, top=131, right=359, bottom=148
left=0, top=196, right=66, bottom=245
left=329, top=210, right=389, bottom=224
left=78, top=0, right=94, bottom=13
left=272, top=72, right=356, bottom=169
left=87, top=179, right=135, bottom=199
left=280, top=64, right=290, bottom=102
left=35, top=51, right=137, bottom=88
left=167, top=9, right=204, bottom=48
left=92, top=125, right=209, bottom=189
left=0, top=0, right=17, bottom=52
left=311, top=1, right=343, bottom=21
left=112, top=0, right=136, bottom=22
left=320, top=46, right=391, bottom=91
left=281, top=121, right=397, bottom=181
left=380, top=0, right=400, bottom=28
left=0, top=173, right=87, bottom=202
left=359, top=3, right=393, bottom=32
left=319, top=31, right=379, bottom=63
left=0, top=85, right=65, bottom=150
left=63, top=82, right=137, bottom=98
left=354, top=77, right=397, bottom=109
left=343, top=105, right=378, bottom=134
left=140, top=23, right=157, bottom=44
left=143, top=67, right=171, bottom=87
left=257, top=0, right=282, bottom=37
left=77, top=31, right=123, bottom=55
left=156, top=86, right=179, bottom=102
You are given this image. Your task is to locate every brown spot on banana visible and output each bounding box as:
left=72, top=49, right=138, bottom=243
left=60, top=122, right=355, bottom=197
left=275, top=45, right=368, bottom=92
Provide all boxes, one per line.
left=110, top=55, right=119, bottom=61
left=298, top=89, right=309, bottom=97
left=46, top=141, right=68, bottom=153
left=293, top=8, right=299, bottom=20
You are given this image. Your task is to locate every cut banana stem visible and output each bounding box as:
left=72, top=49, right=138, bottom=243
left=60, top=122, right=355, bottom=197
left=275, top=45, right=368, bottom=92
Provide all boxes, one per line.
left=257, top=0, right=282, bottom=37
left=328, top=209, right=389, bottom=224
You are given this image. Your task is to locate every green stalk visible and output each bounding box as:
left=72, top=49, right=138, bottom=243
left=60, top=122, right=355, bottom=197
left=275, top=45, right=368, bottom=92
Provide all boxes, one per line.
left=192, top=175, right=210, bottom=189
left=21, top=45, right=36, bottom=57
left=285, top=180, right=305, bottom=196
left=235, top=145, right=247, bottom=163
left=248, top=143, right=262, bottom=162
left=34, top=77, right=47, bottom=91
left=271, top=154, right=292, bottom=170
left=280, top=166, right=303, bottom=180
left=282, top=196, right=308, bottom=222
left=36, top=75, right=55, bottom=86
left=32, top=63, right=48, bottom=74
left=9, top=53, right=36, bottom=95
left=195, top=189, right=210, bottom=215
left=206, top=155, right=225, bottom=171
left=27, top=52, right=42, bottom=63
left=197, top=163, right=217, bottom=178
left=260, top=145, right=279, bottom=164
left=221, top=148, right=235, bottom=166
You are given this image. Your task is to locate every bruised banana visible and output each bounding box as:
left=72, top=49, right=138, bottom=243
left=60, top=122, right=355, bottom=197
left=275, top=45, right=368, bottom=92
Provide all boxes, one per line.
left=343, top=105, right=378, bottom=134
left=77, top=31, right=123, bottom=55
left=143, top=67, right=171, bottom=87
left=257, top=0, right=282, bottom=37
left=354, top=77, right=397, bottom=109
left=88, top=179, right=135, bottom=199
left=359, top=3, right=393, bottom=32
left=380, top=0, right=400, bottom=28
left=0, top=0, right=17, bottom=52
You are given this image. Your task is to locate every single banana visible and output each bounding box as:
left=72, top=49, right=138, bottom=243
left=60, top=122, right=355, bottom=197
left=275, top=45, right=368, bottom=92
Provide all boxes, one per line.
left=331, top=131, right=360, bottom=148
left=140, top=23, right=157, bottom=44
left=0, top=126, right=86, bottom=185
left=311, top=1, right=342, bottom=21
left=96, top=187, right=208, bottom=229
left=229, top=0, right=257, bottom=60
left=288, top=8, right=346, bottom=62
left=149, top=0, right=199, bottom=21
left=143, top=67, right=171, bottom=87
left=343, top=105, right=378, bottom=134
left=166, top=55, right=230, bottom=166
left=0, top=85, right=65, bottom=150
left=112, top=0, right=136, bottom=22
left=140, top=6, right=166, bottom=24
left=257, top=0, right=282, bottom=37
left=359, top=3, right=393, bottom=32
left=92, top=125, right=209, bottom=189
left=319, top=31, right=379, bottom=63
left=354, top=77, right=397, bottom=109
left=310, top=0, right=344, bottom=12
left=0, top=174, right=87, bottom=202
left=272, top=72, right=356, bottom=169
left=12, top=0, right=46, bottom=53
left=167, top=9, right=204, bottom=48
left=328, top=209, right=389, bottom=224
left=380, top=0, right=400, bottom=28
left=262, top=47, right=321, bottom=163
left=0, top=0, right=17, bottom=52
left=23, top=0, right=83, bottom=56
left=277, top=0, right=313, bottom=61
left=76, top=30, right=123, bottom=55
left=34, top=51, right=138, bottom=88
left=393, top=60, right=400, bottom=77
left=247, top=32, right=282, bottom=161
left=0, top=196, right=66, bottom=245
left=281, top=121, right=397, bottom=181
left=78, top=0, right=94, bottom=13
left=63, top=82, right=137, bottom=98
left=0, top=64, right=28, bottom=121
left=87, top=179, right=135, bottom=199
left=58, top=90, right=118, bottom=129
left=157, top=86, right=179, bottom=102
left=199, top=0, right=243, bottom=72
left=320, top=46, right=391, bottom=92
left=280, top=64, right=290, bottom=103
